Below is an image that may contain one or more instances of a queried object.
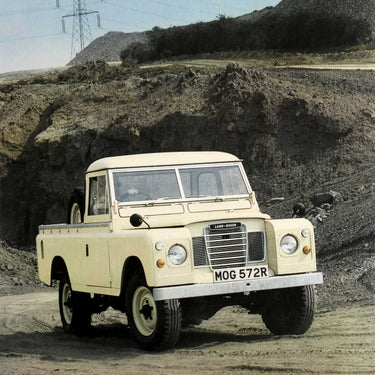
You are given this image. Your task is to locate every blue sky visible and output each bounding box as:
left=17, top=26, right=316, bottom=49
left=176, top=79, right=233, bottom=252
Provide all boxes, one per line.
left=0, top=0, right=280, bottom=74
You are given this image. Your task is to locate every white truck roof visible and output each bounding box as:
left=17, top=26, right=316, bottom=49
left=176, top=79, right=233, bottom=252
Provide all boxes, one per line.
left=87, top=151, right=240, bottom=172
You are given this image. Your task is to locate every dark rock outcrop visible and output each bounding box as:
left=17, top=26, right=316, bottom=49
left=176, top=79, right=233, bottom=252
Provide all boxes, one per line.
left=1, top=63, right=375, bottom=245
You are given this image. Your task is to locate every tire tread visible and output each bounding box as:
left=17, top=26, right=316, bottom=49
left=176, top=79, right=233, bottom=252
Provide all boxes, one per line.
left=126, top=273, right=181, bottom=350
left=262, top=285, right=316, bottom=335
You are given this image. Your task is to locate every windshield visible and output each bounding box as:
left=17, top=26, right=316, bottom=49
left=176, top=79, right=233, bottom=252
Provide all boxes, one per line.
left=113, top=169, right=181, bottom=202
left=179, top=166, right=248, bottom=197
left=112, top=164, right=249, bottom=203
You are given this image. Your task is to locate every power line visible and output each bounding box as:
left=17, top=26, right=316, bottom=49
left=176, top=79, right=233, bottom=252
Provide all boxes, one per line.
left=0, top=32, right=66, bottom=44
left=100, top=15, right=154, bottom=31
left=208, top=0, right=255, bottom=14
left=0, top=7, right=57, bottom=17
left=145, top=0, right=217, bottom=18
left=104, top=1, right=180, bottom=23
left=0, top=1, right=69, bottom=44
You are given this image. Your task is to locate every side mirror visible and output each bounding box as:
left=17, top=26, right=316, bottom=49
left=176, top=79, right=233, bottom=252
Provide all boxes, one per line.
left=130, top=213, right=143, bottom=227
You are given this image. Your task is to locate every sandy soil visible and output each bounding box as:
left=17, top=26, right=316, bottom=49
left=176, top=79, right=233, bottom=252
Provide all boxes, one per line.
left=0, top=291, right=374, bottom=375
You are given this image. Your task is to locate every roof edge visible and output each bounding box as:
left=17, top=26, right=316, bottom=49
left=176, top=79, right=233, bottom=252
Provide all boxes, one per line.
left=87, top=151, right=240, bottom=172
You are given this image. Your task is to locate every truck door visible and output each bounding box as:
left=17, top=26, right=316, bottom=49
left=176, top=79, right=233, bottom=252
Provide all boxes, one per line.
left=84, top=174, right=112, bottom=288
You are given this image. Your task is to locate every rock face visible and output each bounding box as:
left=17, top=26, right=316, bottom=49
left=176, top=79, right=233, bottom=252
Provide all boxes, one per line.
left=1, top=62, right=375, bottom=247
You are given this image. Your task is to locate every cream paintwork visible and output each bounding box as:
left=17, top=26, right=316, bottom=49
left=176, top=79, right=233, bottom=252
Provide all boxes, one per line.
left=115, top=199, right=269, bottom=231
left=265, top=219, right=316, bottom=275
left=36, top=151, right=319, bottom=298
left=84, top=171, right=110, bottom=224
left=87, top=151, right=240, bottom=172
left=38, top=224, right=112, bottom=292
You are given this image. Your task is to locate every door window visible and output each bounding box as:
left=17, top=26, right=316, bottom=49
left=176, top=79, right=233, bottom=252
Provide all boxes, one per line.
left=88, top=175, right=109, bottom=215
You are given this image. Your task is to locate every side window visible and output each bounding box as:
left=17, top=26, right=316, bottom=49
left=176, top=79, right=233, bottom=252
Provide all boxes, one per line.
left=88, top=175, right=109, bottom=216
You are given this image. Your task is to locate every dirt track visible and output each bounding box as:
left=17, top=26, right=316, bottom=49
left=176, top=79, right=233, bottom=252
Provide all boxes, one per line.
left=0, top=291, right=374, bottom=375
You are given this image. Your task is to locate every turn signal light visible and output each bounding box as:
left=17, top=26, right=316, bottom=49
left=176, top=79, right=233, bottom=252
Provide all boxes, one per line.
left=303, top=246, right=311, bottom=254
left=157, top=259, right=165, bottom=268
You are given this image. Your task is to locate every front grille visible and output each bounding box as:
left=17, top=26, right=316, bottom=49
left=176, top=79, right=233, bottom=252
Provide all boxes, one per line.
left=192, top=237, right=208, bottom=266
left=247, top=232, right=266, bottom=261
left=193, top=222, right=265, bottom=269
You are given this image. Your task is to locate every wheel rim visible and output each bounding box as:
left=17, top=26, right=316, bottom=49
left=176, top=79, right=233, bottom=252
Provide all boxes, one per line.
left=62, top=282, right=73, bottom=325
left=70, top=203, right=82, bottom=224
left=132, top=286, right=157, bottom=336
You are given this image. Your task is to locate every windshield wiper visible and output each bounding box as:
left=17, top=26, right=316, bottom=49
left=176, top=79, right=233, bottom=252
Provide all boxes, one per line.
left=188, top=195, right=225, bottom=201
left=155, top=197, right=179, bottom=201
left=189, top=195, right=211, bottom=198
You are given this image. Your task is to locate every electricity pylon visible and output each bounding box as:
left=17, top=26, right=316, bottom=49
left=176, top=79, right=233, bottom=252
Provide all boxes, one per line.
left=61, top=0, right=100, bottom=59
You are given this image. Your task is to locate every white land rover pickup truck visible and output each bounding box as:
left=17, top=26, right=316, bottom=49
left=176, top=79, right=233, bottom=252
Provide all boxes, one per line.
left=37, top=151, right=323, bottom=350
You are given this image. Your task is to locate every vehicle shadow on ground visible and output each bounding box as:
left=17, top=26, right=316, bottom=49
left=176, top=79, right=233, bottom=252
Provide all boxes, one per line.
left=178, top=327, right=277, bottom=349
left=0, top=322, right=279, bottom=360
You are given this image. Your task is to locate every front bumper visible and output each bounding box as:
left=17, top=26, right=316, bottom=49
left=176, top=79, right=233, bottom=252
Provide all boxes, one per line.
left=152, top=272, right=323, bottom=301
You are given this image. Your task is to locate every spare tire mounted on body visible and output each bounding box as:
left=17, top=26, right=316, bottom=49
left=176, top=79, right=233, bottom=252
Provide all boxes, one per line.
left=67, top=189, right=85, bottom=224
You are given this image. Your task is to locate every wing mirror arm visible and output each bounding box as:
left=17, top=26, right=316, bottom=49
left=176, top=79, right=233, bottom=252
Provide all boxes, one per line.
left=130, top=213, right=150, bottom=229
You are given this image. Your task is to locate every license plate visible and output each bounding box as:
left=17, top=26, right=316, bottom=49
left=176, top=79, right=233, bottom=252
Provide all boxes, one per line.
left=213, top=265, right=269, bottom=283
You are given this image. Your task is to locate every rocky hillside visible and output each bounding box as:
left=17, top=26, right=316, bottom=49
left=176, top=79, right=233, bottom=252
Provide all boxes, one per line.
left=69, top=31, right=148, bottom=65
left=0, top=61, right=374, bottom=304
left=0, top=61, right=374, bottom=242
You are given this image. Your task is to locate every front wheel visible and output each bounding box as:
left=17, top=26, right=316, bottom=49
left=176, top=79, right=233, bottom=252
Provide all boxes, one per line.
left=126, top=273, right=181, bottom=350
left=59, top=277, right=92, bottom=334
left=261, top=285, right=316, bottom=335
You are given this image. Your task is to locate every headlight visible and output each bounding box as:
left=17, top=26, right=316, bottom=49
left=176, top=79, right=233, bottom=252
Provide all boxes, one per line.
left=280, top=235, right=298, bottom=254
left=168, top=244, right=187, bottom=265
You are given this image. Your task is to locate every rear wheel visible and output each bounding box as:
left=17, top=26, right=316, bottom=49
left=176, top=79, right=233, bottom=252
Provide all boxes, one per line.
left=261, top=285, right=315, bottom=335
left=58, top=277, right=92, bottom=334
left=126, top=273, right=181, bottom=350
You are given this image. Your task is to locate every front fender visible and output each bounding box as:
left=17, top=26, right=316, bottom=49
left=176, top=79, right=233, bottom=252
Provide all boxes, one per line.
left=265, top=218, right=316, bottom=275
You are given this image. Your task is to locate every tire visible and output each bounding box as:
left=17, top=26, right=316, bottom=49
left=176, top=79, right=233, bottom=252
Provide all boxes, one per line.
left=67, top=189, right=85, bottom=224
left=126, top=273, right=181, bottom=350
left=58, top=277, right=92, bottom=334
left=261, top=285, right=315, bottom=335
